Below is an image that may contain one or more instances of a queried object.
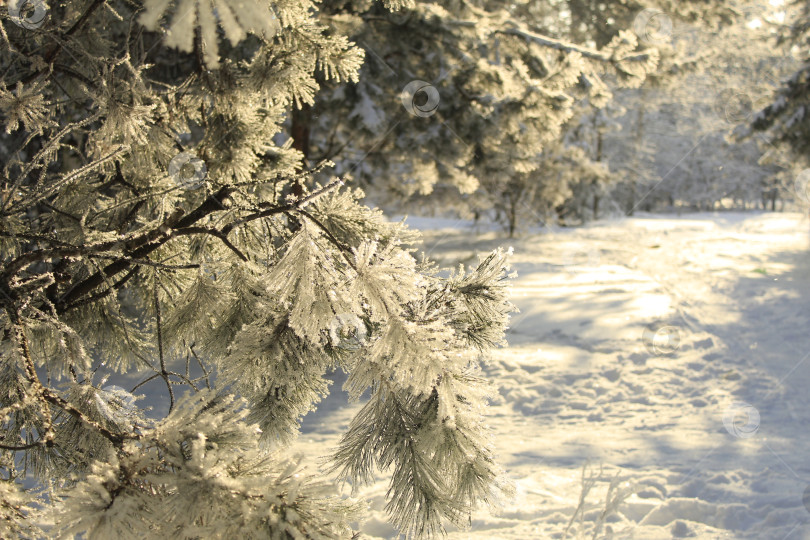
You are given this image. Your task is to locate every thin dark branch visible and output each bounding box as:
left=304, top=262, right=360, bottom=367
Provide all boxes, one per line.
left=166, top=371, right=198, bottom=391
left=40, top=201, right=82, bottom=222
left=89, top=254, right=200, bottom=270
left=65, top=0, right=106, bottom=38
left=174, top=227, right=248, bottom=261
left=52, top=64, right=95, bottom=88
left=294, top=208, right=358, bottom=272
left=153, top=276, right=174, bottom=412
left=41, top=389, right=129, bottom=445
left=64, top=266, right=139, bottom=310
left=189, top=346, right=211, bottom=390
left=498, top=26, right=657, bottom=64
left=131, top=373, right=161, bottom=393
left=221, top=178, right=343, bottom=235
left=0, top=439, right=47, bottom=451
left=0, top=231, right=75, bottom=247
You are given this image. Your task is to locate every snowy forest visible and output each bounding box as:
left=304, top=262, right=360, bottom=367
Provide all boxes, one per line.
left=1, top=0, right=809, bottom=538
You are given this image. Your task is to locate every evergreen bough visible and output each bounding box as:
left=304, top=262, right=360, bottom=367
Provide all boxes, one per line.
left=0, top=0, right=517, bottom=536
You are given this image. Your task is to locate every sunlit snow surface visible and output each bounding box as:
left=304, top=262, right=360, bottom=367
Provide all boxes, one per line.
left=295, top=211, right=810, bottom=539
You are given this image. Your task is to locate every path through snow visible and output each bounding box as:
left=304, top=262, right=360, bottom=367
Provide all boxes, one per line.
left=296, top=211, right=810, bottom=539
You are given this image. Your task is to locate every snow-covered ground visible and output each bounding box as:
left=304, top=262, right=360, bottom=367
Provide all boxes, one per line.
left=295, top=211, right=810, bottom=539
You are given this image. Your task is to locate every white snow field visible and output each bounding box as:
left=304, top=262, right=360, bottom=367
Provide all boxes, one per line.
left=295, top=211, right=810, bottom=539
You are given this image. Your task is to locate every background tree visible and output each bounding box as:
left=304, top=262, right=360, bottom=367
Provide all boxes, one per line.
left=750, top=0, right=810, bottom=207
left=592, top=0, right=799, bottom=214
left=297, top=0, right=745, bottom=232
left=303, top=0, right=667, bottom=211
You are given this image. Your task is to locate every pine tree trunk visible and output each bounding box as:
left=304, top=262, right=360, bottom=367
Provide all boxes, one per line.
left=592, top=113, right=603, bottom=220
left=629, top=95, right=645, bottom=216
left=286, top=104, right=312, bottom=232
left=508, top=196, right=517, bottom=238
left=290, top=104, right=312, bottom=199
